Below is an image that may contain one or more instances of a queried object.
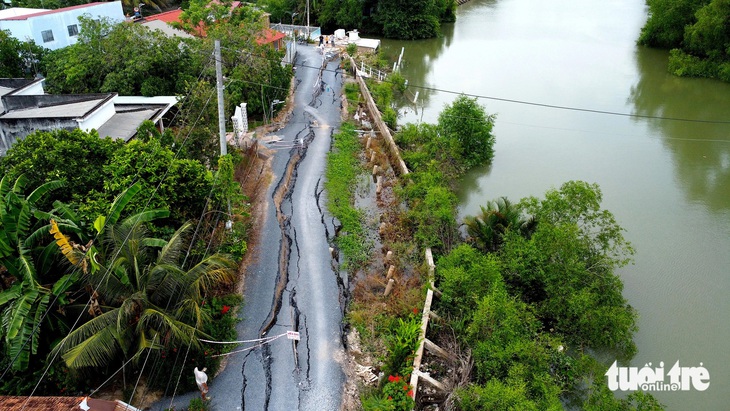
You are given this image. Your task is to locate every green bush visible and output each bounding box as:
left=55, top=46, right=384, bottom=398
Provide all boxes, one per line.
left=324, top=122, right=370, bottom=269
left=346, top=43, right=358, bottom=56
left=382, top=317, right=421, bottom=378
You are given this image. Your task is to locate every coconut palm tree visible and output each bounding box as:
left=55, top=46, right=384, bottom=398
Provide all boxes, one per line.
left=464, top=197, right=537, bottom=253
left=51, top=187, right=236, bottom=369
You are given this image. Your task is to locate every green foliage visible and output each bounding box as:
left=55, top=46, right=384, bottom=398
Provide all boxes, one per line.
left=346, top=43, right=358, bottom=56
left=324, top=123, right=370, bottom=269
left=464, top=197, right=536, bottom=253
left=435, top=244, right=501, bottom=324
left=373, top=0, right=441, bottom=39
left=95, top=138, right=213, bottom=227
left=0, top=29, right=46, bottom=78
left=0, top=129, right=124, bottom=211
left=640, top=0, right=730, bottom=82
left=53, top=216, right=237, bottom=370
left=638, top=0, right=708, bottom=48
left=437, top=95, right=496, bottom=169
left=382, top=317, right=421, bottom=378
left=187, top=397, right=211, bottom=411
left=583, top=378, right=665, bottom=411
left=501, top=182, right=637, bottom=357
left=42, top=17, right=204, bottom=96
left=0, top=176, right=78, bottom=372
left=381, top=375, right=415, bottom=410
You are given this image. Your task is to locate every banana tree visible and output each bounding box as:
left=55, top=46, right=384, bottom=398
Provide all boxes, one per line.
left=0, top=175, right=76, bottom=372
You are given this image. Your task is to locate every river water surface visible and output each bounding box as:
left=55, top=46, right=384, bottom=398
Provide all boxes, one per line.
left=380, top=0, right=730, bottom=409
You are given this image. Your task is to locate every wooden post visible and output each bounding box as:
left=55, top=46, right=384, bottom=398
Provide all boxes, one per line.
left=370, top=150, right=376, bottom=163
left=384, top=278, right=395, bottom=296
left=385, top=250, right=393, bottom=265
left=376, top=175, right=383, bottom=194
left=379, top=222, right=387, bottom=236
left=366, top=136, right=371, bottom=149
left=386, top=265, right=395, bottom=280
left=372, top=164, right=380, bottom=176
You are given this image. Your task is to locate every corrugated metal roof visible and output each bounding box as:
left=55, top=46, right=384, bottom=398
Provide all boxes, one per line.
left=0, top=98, right=106, bottom=119
left=96, top=106, right=161, bottom=141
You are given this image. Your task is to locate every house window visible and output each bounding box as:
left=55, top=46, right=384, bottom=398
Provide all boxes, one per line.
left=67, top=24, right=79, bottom=37
left=41, top=30, right=54, bottom=43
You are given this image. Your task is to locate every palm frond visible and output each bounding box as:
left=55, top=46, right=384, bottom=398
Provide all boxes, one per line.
left=31, top=293, right=50, bottom=355
left=156, top=221, right=192, bottom=265
left=0, top=284, right=21, bottom=306
left=26, top=180, right=64, bottom=205
left=53, top=308, right=120, bottom=368
left=182, top=254, right=236, bottom=301
left=61, top=326, right=120, bottom=369
left=137, top=307, right=199, bottom=348
left=102, top=182, right=142, bottom=234
left=120, top=209, right=170, bottom=229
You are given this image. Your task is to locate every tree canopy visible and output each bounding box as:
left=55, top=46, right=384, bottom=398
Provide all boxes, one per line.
left=639, top=0, right=730, bottom=82
left=0, top=30, right=46, bottom=78
left=434, top=181, right=652, bottom=409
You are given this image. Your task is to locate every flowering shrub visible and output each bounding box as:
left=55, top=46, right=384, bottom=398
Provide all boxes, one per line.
left=382, top=375, right=415, bottom=411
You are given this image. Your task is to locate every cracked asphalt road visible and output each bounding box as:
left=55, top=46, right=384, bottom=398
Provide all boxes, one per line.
left=152, top=44, right=346, bottom=411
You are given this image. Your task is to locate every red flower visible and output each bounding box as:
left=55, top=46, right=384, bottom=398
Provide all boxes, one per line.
left=412, top=307, right=419, bottom=314
left=407, top=389, right=414, bottom=397
left=221, top=305, right=231, bottom=314
left=388, top=375, right=396, bottom=382
left=387, top=396, right=392, bottom=401
left=403, top=385, right=409, bottom=391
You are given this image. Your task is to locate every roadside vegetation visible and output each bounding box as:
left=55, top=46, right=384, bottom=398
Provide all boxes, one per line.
left=639, top=0, right=730, bottom=82
left=325, top=122, right=370, bottom=269
left=259, top=0, right=456, bottom=40
left=0, top=126, right=251, bottom=399
left=0, top=1, right=286, bottom=399
left=337, top=71, right=662, bottom=409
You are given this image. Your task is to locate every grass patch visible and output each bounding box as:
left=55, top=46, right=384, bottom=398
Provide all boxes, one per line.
left=325, top=122, right=370, bottom=269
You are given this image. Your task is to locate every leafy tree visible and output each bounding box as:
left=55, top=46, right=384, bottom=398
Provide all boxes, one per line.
left=435, top=244, right=501, bottom=324
left=0, top=129, right=123, bottom=211
left=437, top=95, right=496, bottom=170
left=683, top=0, right=730, bottom=60
left=52, top=185, right=236, bottom=369
left=501, top=181, right=637, bottom=357
left=464, top=197, right=536, bottom=253
left=42, top=16, right=205, bottom=96
left=638, top=0, right=709, bottom=48
left=0, top=30, right=46, bottom=78
left=0, top=176, right=78, bottom=371
left=373, top=0, right=440, bottom=39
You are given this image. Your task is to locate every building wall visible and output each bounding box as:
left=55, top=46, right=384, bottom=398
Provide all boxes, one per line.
left=0, top=117, right=78, bottom=156
left=0, top=2, right=124, bottom=49
left=77, top=98, right=115, bottom=132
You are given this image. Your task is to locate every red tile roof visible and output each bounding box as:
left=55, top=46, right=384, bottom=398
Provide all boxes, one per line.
left=142, top=8, right=183, bottom=24
left=257, top=28, right=286, bottom=45
left=0, top=2, right=110, bottom=20
left=0, top=396, right=127, bottom=411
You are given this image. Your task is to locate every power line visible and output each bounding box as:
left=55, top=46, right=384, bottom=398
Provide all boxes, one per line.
left=213, top=45, right=730, bottom=125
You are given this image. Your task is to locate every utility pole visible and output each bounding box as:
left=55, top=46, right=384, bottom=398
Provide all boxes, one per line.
left=306, top=0, right=310, bottom=39
left=215, top=40, right=233, bottom=230
left=215, top=39, right=227, bottom=156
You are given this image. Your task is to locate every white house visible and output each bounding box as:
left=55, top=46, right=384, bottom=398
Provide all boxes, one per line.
left=0, top=78, right=178, bottom=155
left=0, top=1, right=124, bottom=50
